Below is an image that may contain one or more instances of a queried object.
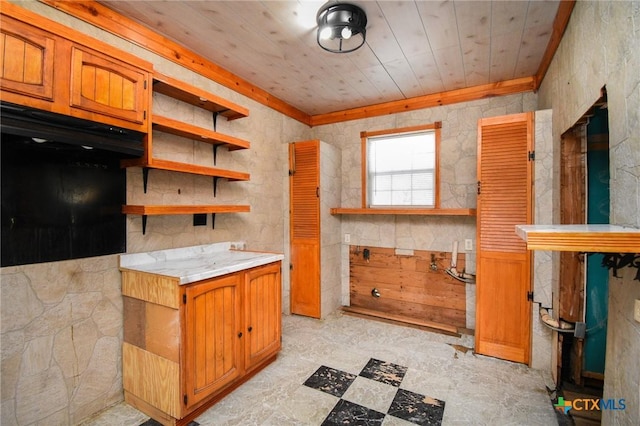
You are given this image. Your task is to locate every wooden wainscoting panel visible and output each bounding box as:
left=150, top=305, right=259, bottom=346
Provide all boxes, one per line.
left=348, top=246, right=467, bottom=329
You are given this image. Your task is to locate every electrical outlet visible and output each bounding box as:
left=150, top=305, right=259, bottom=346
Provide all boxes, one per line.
left=634, top=299, right=640, bottom=323
left=464, top=239, right=473, bottom=251
left=344, top=233, right=351, bottom=243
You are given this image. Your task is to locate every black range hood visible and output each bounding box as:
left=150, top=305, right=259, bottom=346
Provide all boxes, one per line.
left=1, top=102, right=144, bottom=157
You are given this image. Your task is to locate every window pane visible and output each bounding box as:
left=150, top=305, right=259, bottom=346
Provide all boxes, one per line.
left=367, top=129, right=437, bottom=207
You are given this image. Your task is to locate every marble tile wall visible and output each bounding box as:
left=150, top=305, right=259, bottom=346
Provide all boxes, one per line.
left=311, top=93, right=537, bottom=328
left=531, top=109, right=555, bottom=372
left=1, top=256, right=123, bottom=425
left=537, top=1, right=640, bottom=423
left=320, top=141, right=343, bottom=318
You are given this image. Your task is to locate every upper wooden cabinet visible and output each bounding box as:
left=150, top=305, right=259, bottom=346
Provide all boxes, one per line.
left=0, top=3, right=152, bottom=133
left=0, top=15, right=57, bottom=105
left=69, top=45, right=148, bottom=127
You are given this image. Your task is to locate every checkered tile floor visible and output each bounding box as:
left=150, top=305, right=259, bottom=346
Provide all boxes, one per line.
left=140, top=358, right=445, bottom=426
left=303, top=358, right=445, bottom=425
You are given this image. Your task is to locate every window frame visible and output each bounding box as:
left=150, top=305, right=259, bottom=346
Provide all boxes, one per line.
left=361, top=122, right=441, bottom=209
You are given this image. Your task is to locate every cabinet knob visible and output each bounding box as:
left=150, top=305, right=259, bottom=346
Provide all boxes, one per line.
left=238, top=332, right=243, bottom=338
left=248, top=326, right=253, bottom=332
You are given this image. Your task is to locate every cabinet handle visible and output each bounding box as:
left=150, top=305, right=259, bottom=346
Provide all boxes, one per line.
left=238, top=332, right=243, bottom=338
left=248, top=326, right=253, bottom=332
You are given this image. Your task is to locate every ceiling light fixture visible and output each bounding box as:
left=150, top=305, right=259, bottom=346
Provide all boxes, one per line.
left=316, top=3, right=367, bottom=53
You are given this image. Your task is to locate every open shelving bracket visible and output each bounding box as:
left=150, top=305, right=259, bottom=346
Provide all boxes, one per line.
left=211, top=213, right=216, bottom=229
left=141, top=215, right=148, bottom=235
left=213, top=177, right=220, bottom=197
left=212, top=111, right=218, bottom=131
left=142, top=167, right=150, bottom=193
left=599, top=252, right=640, bottom=281
left=213, top=144, right=219, bottom=165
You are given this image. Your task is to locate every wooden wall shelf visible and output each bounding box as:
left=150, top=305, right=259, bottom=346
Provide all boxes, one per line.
left=330, top=207, right=476, bottom=216
left=123, top=72, right=251, bottom=232
left=122, top=158, right=249, bottom=181
left=153, top=115, right=250, bottom=150
left=122, top=204, right=250, bottom=234
left=122, top=205, right=250, bottom=216
left=153, top=72, right=248, bottom=121
left=516, top=224, right=640, bottom=252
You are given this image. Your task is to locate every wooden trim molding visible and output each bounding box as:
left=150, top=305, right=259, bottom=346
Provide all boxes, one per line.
left=311, top=77, right=536, bottom=126
left=38, top=0, right=311, bottom=125
left=36, top=0, right=568, bottom=127
left=360, top=122, right=442, bottom=209
left=534, top=0, right=576, bottom=90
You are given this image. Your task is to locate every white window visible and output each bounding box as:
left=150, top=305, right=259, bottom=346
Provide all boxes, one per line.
left=362, top=123, right=440, bottom=208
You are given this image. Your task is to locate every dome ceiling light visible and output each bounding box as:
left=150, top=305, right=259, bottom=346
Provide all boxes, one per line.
left=316, top=3, right=367, bottom=53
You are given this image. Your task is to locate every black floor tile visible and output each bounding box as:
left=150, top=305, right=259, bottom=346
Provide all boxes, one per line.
left=359, top=358, right=407, bottom=387
left=303, top=365, right=358, bottom=398
left=321, top=399, right=386, bottom=426
left=387, top=388, right=445, bottom=426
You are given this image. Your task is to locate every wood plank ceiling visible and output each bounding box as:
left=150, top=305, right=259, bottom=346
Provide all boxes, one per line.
left=97, top=0, right=561, bottom=117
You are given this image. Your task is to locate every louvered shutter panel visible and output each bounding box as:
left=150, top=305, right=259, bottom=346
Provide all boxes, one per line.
left=479, top=121, right=530, bottom=252
left=291, top=142, right=319, bottom=240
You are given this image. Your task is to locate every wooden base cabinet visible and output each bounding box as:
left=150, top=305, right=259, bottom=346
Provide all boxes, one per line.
left=122, top=262, right=281, bottom=426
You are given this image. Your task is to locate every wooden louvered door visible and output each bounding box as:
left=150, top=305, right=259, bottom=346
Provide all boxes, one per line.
left=476, top=112, right=534, bottom=364
left=289, top=140, right=321, bottom=318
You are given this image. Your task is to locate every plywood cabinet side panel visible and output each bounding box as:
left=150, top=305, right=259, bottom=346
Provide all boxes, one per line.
left=123, top=342, right=181, bottom=419
left=145, top=302, right=180, bottom=364
left=123, top=296, right=146, bottom=348
left=121, top=271, right=180, bottom=308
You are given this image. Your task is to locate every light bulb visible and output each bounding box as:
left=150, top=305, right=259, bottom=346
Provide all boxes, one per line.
left=319, top=26, right=332, bottom=40
left=341, top=26, right=352, bottom=39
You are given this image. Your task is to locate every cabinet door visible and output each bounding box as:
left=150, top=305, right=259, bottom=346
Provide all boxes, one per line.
left=0, top=16, right=56, bottom=104
left=184, top=273, right=242, bottom=410
left=244, top=262, right=282, bottom=371
left=70, top=45, right=148, bottom=129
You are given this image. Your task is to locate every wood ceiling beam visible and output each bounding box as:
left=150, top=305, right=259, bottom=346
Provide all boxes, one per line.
left=534, top=0, right=576, bottom=90
left=310, top=77, right=537, bottom=127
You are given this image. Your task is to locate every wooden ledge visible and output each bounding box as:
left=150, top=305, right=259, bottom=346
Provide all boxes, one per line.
left=122, top=205, right=250, bottom=215
left=342, top=306, right=460, bottom=336
left=330, top=208, right=476, bottom=216
left=153, top=115, right=250, bottom=150
left=516, top=224, right=640, bottom=252
left=153, top=72, right=249, bottom=120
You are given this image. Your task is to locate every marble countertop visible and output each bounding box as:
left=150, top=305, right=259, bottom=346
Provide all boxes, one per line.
left=119, top=242, right=284, bottom=285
